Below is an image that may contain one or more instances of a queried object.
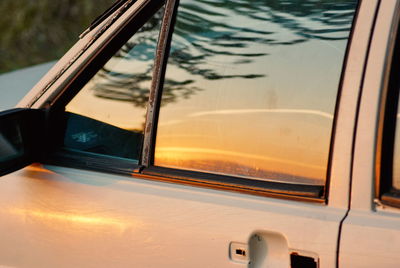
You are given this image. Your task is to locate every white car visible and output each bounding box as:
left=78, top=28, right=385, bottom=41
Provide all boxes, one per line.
left=0, top=0, right=399, bottom=267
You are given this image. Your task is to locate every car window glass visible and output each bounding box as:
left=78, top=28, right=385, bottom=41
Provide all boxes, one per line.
left=392, top=95, right=400, bottom=189
left=155, top=0, right=358, bottom=185
left=63, top=7, right=165, bottom=161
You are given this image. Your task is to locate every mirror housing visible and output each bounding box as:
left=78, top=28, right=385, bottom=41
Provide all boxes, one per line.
left=0, top=108, right=46, bottom=176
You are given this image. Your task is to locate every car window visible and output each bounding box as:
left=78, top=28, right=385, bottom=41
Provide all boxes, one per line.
left=390, top=78, right=400, bottom=194
left=63, top=6, right=165, bottom=161
left=380, top=22, right=400, bottom=206
left=154, top=0, right=358, bottom=185
left=393, top=102, right=400, bottom=190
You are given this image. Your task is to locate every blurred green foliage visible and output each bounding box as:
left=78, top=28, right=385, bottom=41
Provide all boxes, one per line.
left=0, top=0, right=115, bottom=73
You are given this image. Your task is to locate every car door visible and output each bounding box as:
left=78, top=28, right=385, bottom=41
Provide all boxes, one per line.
left=339, top=0, right=400, bottom=267
left=0, top=0, right=373, bottom=267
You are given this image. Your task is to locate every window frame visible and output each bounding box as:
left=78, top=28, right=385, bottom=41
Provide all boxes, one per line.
left=39, top=0, right=360, bottom=203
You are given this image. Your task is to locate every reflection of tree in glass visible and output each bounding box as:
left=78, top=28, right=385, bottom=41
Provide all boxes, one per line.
left=93, top=7, right=204, bottom=107
left=93, top=0, right=357, bottom=107
left=93, top=67, right=202, bottom=108
left=92, top=8, right=201, bottom=107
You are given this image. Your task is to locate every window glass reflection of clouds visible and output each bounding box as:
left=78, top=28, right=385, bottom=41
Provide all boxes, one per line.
left=155, top=0, right=358, bottom=185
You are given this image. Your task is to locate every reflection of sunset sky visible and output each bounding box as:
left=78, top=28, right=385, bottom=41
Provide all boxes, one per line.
left=66, top=36, right=154, bottom=131
left=155, top=0, right=356, bottom=184
left=67, top=88, right=146, bottom=132
left=156, top=108, right=332, bottom=183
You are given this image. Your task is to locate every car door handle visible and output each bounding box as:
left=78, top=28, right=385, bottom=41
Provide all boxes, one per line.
left=229, top=232, right=318, bottom=268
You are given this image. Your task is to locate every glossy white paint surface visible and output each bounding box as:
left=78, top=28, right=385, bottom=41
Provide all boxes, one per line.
left=0, top=165, right=343, bottom=267
left=340, top=0, right=400, bottom=267
left=0, top=62, right=54, bottom=111
left=2, top=0, right=396, bottom=266
left=328, top=0, right=379, bottom=209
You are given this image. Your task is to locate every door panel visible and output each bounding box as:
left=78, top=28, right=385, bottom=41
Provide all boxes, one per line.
left=0, top=165, right=342, bottom=267
left=340, top=211, right=400, bottom=267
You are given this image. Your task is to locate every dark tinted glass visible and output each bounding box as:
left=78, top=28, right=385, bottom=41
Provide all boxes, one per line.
left=393, top=96, right=400, bottom=189
left=64, top=7, right=165, bottom=161
left=155, top=0, right=358, bottom=185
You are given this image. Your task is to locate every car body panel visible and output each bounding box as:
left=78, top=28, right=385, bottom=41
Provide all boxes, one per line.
left=0, top=62, right=55, bottom=111
left=328, top=0, right=379, bottom=209
left=340, top=0, right=400, bottom=267
left=0, top=164, right=343, bottom=267
left=0, top=0, right=399, bottom=267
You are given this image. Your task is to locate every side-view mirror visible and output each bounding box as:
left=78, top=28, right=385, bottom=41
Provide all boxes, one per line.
left=0, top=108, right=46, bottom=176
